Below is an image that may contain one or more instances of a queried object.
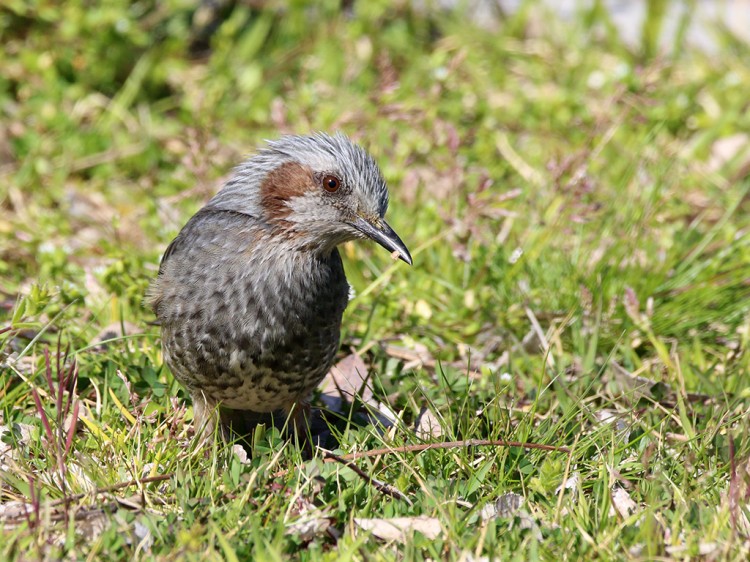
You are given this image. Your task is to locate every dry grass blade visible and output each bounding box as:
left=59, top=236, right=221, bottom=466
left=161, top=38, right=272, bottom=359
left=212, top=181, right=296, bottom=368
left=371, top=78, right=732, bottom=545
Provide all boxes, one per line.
left=382, top=344, right=483, bottom=379
left=319, top=449, right=412, bottom=505
left=326, top=439, right=571, bottom=463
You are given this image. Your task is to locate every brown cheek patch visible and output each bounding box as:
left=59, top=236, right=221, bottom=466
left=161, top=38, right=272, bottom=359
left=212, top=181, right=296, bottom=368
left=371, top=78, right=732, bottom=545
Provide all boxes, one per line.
left=260, top=161, right=315, bottom=223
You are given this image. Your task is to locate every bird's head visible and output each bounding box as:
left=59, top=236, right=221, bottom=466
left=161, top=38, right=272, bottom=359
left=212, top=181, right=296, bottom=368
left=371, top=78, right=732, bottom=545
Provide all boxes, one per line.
left=209, top=133, right=412, bottom=265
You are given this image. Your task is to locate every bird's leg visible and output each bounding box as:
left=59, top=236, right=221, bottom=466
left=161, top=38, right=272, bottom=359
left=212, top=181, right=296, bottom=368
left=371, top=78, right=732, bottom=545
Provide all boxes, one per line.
left=283, top=398, right=312, bottom=438
left=282, top=398, right=316, bottom=456
left=191, top=391, right=224, bottom=444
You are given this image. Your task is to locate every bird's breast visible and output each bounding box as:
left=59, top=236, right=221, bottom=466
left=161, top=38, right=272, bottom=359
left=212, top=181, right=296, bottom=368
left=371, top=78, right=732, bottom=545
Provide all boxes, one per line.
left=155, top=214, right=352, bottom=411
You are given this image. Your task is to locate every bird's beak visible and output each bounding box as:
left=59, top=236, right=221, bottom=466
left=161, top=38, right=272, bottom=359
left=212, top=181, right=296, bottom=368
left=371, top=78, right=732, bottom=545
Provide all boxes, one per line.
left=351, top=216, right=412, bottom=265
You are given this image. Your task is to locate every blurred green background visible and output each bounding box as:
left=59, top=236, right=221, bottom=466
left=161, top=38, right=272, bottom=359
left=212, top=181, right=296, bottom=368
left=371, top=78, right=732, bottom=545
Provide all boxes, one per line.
left=2, top=0, right=750, bottom=559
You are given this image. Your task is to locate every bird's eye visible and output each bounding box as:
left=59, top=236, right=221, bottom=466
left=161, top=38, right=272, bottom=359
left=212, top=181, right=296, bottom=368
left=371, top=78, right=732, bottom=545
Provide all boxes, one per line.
left=322, top=175, right=340, bottom=193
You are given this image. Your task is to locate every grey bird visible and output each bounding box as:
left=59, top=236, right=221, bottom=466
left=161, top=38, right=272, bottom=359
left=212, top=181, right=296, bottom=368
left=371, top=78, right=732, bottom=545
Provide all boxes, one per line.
left=148, top=133, right=411, bottom=440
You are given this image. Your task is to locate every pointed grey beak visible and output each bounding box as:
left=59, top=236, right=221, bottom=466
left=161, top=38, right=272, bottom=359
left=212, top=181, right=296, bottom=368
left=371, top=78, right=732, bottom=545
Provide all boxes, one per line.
left=351, top=216, right=412, bottom=265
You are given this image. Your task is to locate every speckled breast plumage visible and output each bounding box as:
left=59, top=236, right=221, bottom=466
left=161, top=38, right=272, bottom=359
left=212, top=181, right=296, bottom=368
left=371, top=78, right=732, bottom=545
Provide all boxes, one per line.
left=150, top=208, right=350, bottom=412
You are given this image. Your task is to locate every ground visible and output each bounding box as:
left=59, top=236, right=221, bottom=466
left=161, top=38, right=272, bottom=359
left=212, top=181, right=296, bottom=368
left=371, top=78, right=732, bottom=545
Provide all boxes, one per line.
left=1, top=1, right=750, bottom=560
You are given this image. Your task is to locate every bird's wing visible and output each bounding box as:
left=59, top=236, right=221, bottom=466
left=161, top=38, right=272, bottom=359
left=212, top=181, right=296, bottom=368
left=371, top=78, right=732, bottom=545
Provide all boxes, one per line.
left=158, top=233, right=184, bottom=275
left=147, top=208, right=261, bottom=313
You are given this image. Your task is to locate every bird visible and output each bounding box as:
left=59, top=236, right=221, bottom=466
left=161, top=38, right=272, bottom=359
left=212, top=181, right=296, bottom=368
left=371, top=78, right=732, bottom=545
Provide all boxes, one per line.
left=148, top=132, right=411, bottom=442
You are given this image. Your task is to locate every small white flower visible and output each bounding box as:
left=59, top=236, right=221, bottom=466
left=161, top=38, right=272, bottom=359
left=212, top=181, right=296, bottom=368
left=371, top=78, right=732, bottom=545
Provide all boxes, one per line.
left=587, top=71, right=606, bottom=89
left=509, top=247, right=523, bottom=264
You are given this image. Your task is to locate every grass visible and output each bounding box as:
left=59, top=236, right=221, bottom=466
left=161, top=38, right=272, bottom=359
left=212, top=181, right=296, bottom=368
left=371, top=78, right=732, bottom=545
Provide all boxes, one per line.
left=1, top=0, right=750, bottom=559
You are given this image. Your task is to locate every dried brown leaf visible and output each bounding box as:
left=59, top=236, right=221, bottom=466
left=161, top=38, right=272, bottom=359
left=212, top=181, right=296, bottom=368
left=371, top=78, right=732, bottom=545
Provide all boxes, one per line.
left=354, top=516, right=442, bottom=541
left=609, top=361, right=673, bottom=401
left=0, top=501, right=33, bottom=523
left=480, top=492, right=525, bottom=521
left=610, top=487, right=638, bottom=518
left=286, top=497, right=332, bottom=542
left=415, top=407, right=443, bottom=440
left=320, top=353, right=372, bottom=404
left=0, top=422, right=33, bottom=469
left=708, top=133, right=749, bottom=172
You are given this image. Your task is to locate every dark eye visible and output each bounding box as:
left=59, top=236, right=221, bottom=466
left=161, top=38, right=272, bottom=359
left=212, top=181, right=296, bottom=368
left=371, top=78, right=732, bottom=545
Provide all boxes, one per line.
left=322, top=175, right=340, bottom=193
